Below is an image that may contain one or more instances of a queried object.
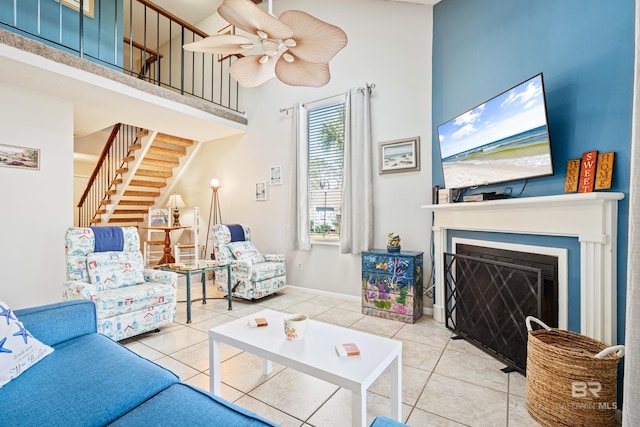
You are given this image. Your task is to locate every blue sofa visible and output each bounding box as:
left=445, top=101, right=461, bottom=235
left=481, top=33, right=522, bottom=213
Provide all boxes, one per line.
left=1, top=300, right=407, bottom=426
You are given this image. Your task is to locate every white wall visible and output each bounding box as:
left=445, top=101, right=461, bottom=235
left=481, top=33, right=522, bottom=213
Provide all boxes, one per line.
left=0, top=82, right=74, bottom=309
left=174, top=0, right=434, bottom=297
left=73, top=157, right=96, bottom=227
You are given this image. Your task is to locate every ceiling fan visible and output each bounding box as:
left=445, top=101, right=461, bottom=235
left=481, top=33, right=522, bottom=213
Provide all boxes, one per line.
left=183, top=0, right=348, bottom=88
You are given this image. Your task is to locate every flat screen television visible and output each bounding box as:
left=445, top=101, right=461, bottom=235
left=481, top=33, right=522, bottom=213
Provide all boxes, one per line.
left=437, top=73, right=554, bottom=190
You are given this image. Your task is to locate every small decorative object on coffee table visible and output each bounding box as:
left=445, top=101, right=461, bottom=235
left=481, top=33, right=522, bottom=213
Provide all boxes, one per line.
left=387, top=232, right=401, bottom=252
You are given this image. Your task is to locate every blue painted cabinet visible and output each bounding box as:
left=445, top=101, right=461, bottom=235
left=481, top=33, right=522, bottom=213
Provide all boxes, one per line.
left=362, top=250, right=423, bottom=323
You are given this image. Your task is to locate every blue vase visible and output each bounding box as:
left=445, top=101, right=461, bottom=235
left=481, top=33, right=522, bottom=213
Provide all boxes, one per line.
left=387, top=245, right=401, bottom=253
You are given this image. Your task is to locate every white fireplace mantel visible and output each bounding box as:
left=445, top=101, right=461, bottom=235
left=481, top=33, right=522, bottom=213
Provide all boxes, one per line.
left=421, top=192, right=624, bottom=345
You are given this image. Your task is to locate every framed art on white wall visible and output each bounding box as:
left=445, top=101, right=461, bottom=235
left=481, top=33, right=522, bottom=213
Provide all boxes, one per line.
left=255, top=182, right=267, bottom=201
left=379, top=137, right=420, bottom=174
left=0, top=142, right=40, bottom=170
left=270, top=166, right=282, bottom=185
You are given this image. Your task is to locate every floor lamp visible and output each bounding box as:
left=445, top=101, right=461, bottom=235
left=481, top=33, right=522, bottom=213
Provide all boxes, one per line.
left=204, top=178, right=222, bottom=260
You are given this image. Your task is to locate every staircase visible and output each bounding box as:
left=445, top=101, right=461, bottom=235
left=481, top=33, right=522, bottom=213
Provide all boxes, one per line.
left=78, top=125, right=195, bottom=229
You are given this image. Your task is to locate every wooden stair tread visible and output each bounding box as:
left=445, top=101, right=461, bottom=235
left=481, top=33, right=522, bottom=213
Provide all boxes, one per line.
left=135, top=169, right=173, bottom=178
left=147, top=146, right=186, bottom=157
left=128, top=143, right=142, bottom=151
left=109, top=217, right=144, bottom=223
left=124, top=190, right=161, bottom=197
left=129, top=179, right=166, bottom=188
left=118, top=199, right=155, bottom=206
left=112, top=208, right=149, bottom=214
left=141, top=158, right=179, bottom=168
left=154, top=133, right=194, bottom=147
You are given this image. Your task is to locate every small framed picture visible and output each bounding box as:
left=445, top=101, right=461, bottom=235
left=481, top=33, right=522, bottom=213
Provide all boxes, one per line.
left=0, top=142, right=40, bottom=170
left=149, top=208, right=170, bottom=226
left=255, top=182, right=267, bottom=201
left=270, top=166, right=282, bottom=185
left=379, top=137, right=420, bottom=174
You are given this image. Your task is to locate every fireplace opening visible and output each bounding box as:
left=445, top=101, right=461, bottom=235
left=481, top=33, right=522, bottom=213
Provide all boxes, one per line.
left=444, top=244, right=559, bottom=374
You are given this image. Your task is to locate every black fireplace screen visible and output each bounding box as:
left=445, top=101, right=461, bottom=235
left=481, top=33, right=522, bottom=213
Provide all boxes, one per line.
left=444, top=252, right=543, bottom=374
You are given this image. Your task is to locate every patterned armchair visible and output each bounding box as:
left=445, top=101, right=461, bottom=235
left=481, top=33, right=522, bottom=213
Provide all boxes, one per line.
left=212, top=224, right=286, bottom=300
left=63, top=226, right=177, bottom=341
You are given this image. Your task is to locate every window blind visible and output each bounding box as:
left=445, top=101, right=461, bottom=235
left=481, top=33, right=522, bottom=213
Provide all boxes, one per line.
left=307, top=102, right=345, bottom=240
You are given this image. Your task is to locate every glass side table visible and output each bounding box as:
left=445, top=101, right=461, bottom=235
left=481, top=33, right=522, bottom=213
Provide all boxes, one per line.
left=156, top=260, right=232, bottom=324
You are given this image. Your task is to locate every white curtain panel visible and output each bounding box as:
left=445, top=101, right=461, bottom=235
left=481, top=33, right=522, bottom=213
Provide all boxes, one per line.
left=339, top=87, right=373, bottom=255
left=287, top=102, right=311, bottom=251
left=623, top=2, right=640, bottom=425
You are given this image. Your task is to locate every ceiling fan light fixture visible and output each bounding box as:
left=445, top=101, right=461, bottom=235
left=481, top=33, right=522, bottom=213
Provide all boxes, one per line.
left=261, top=39, right=280, bottom=56
left=184, top=0, right=347, bottom=88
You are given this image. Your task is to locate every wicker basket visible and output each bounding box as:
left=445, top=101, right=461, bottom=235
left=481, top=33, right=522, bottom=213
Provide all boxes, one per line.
left=525, top=317, right=624, bottom=427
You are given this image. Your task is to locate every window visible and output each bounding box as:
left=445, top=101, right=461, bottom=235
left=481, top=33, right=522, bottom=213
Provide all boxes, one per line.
left=307, top=102, right=345, bottom=241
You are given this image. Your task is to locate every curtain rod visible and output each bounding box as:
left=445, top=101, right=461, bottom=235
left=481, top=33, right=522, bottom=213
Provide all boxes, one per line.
left=279, top=83, right=376, bottom=115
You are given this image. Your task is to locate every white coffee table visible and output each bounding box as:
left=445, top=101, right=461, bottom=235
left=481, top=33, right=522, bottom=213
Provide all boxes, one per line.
left=208, top=309, right=402, bottom=427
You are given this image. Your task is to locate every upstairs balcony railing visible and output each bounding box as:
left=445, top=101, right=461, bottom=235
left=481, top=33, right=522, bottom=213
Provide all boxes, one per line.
left=0, top=0, right=242, bottom=113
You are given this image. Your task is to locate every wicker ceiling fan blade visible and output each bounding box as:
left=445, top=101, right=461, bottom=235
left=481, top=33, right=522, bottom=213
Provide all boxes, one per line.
left=183, top=35, right=255, bottom=54
left=230, top=54, right=277, bottom=88
left=279, top=10, right=348, bottom=64
left=275, top=55, right=331, bottom=88
left=218, top=0, right=293, bottom=40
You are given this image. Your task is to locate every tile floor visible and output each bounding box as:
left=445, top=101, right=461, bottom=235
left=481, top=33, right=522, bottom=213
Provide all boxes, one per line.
left=122, top=282, right=541, bottom=427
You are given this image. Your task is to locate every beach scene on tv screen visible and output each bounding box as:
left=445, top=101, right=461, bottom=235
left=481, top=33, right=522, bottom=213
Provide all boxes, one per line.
left=438, top=74, right=553, bottom=189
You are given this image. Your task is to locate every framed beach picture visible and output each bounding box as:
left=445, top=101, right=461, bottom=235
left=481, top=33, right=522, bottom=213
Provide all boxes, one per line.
left=255, top=182, right=267, bottom=201
left=379, top=137, right=420, bottom=174
left=0, top=143, right=40, bottom=170
left=270, top=166, right=282, bottom=185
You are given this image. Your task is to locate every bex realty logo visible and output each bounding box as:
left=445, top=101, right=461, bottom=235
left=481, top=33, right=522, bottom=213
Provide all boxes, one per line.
left=571, top=381, right=601, bottom=398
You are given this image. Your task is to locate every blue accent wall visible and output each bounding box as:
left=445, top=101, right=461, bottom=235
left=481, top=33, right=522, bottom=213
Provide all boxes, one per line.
left=432, top=0, right=635, bottom=345
left=0, top=0, right=123, bottom=68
